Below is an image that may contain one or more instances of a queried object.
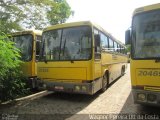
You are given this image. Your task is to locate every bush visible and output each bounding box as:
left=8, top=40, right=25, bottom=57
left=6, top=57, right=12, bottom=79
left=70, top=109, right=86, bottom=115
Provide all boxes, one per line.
left=0, top=33, right=30, bottom=102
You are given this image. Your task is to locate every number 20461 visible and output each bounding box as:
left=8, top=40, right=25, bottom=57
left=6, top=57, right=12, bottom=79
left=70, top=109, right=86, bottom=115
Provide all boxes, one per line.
left=138, top=71, right=160, bottom=76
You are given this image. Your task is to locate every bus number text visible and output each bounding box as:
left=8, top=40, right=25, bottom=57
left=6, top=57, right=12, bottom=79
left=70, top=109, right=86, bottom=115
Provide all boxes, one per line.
left=138, top=71, right=160, bottom=76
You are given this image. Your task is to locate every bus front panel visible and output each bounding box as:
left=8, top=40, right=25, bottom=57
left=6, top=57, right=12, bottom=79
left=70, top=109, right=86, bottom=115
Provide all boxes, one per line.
left=131, top=7, right=160, bottom=105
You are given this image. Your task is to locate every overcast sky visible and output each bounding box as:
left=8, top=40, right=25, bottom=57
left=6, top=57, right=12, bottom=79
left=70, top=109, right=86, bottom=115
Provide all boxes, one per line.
left=66, top=0, right=160, bottom=43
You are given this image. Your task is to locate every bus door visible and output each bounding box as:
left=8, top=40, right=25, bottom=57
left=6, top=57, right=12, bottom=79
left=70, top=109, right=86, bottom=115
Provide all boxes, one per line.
left=35, top=35, right=42, bottom=75
left=94, top=34, right=102, bottom=79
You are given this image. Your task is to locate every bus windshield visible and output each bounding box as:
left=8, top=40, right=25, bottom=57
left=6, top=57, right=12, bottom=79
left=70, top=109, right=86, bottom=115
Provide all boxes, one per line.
left=41, top=26, right=92, bottom=61
left=132, top=10, right=160, bottom=59
left=13, top=34, right=33, bottom=61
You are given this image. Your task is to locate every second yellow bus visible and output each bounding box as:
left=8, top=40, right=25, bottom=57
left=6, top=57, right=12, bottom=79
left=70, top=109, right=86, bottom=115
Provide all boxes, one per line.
left=12, top=30, right=42, bottom=89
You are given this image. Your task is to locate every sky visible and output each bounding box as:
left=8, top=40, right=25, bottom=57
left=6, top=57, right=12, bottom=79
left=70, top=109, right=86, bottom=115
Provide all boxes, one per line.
left=66, top=0, right=160, bottom=43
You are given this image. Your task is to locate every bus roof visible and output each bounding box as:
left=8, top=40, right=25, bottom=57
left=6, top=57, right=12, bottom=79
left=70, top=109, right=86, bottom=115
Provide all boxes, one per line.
left=43, top=21, right=92, bottom=31
left=133, top=3, right=160, bottom=15
left=12, top=30, right=42, bottom=36
left=43, top=21, right=125, bottom=47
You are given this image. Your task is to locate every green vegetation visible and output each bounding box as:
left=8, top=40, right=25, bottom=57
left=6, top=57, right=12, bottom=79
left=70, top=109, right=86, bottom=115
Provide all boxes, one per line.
left=0, top=0, right=72, bottom=33
left=0, top=0, right=72, bottom=102
left=0, top=33, right=30, bottom=102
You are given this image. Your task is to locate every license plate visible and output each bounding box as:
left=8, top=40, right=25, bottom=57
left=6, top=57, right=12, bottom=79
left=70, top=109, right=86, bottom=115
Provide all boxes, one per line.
left=54, top=86, right=64, bottom=90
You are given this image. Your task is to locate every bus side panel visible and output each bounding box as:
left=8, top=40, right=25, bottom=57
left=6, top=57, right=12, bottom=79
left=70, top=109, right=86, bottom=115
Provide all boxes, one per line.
left=101, top=52, right=128, bottom=84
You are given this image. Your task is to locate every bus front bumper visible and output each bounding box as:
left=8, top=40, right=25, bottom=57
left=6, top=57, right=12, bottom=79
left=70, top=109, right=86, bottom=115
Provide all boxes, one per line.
left=132, top=89, right=160, bottom=106
left=37, top=78, right=102, bottom=95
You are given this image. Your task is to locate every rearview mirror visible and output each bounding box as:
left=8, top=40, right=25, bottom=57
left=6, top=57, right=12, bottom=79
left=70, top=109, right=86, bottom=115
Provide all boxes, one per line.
left=94, top=34, right=100, bottom=47
left=125, top=30, right=131, bottom=45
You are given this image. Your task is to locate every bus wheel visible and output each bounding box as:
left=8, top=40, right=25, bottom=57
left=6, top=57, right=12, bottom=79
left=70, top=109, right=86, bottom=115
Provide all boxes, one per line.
left=100, top=73, right=109, bottom=92
left=121, top=66, right=125, bottom=76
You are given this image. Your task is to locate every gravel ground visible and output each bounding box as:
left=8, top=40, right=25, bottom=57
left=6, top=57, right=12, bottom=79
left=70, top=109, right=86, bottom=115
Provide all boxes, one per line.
left=0, top=64, right=160, bottom=120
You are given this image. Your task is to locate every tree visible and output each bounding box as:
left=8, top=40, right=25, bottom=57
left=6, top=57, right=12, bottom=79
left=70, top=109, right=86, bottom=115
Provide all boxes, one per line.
left=0, top=33, right=29, bottom=102
left=0, top=0, right=24, bottom=33
left=0, top=0, right=72, bottom=33
left=47, top=0, right=72, bottom=25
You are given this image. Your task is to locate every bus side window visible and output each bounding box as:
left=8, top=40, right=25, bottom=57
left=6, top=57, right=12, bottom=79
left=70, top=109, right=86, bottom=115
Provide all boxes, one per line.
left=94, top=28, right=101, bottom=59
left=120, top=45, right=122, bottom=53
left=117, top=44, right=120, bottom=53
left=114, top=42, right=118, bottom=52
left=100, top=32, right=109, bottom=50
left=109, top=38, right=114, bottom=52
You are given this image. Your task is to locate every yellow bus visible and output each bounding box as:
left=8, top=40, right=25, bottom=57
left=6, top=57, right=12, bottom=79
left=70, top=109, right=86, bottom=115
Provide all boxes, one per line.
left=125, top=3, right=160, bottom=106
left=12, top=30, right=42, bottom=89
left=38, top=21, right=128, bottom=94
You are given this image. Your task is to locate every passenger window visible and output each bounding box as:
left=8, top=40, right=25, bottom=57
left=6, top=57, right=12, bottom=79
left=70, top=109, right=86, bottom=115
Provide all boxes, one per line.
left=109, top=38, right=114, bottom=52
left=117, top=44, right=120, bottom=53
left=114, top=42, right=118, bottom=52
left=100, top=32, right=108, bottom=49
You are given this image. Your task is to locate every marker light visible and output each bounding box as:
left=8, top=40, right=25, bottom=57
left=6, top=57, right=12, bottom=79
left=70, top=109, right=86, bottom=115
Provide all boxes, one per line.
left=75, top=86, right=80, bottom=91
left=137, top=93, right=146, bottom=101
left=82, top=86, right=87, bottom=91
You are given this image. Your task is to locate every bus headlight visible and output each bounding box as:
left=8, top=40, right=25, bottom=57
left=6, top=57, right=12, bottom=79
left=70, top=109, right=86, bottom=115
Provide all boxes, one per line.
left=82, top=86, right=87, bottom=91
left=147, top=94, right=156, bottom=102
left=75, top=86, right=81, bottom=91
left=137, top=93, right=146, bottom=101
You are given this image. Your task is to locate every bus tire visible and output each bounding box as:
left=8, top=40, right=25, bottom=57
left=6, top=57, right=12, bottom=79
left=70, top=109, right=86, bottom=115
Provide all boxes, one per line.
left=121, top=66, right=125, bottom=76
left=100, top=72, right=109, bottom=92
